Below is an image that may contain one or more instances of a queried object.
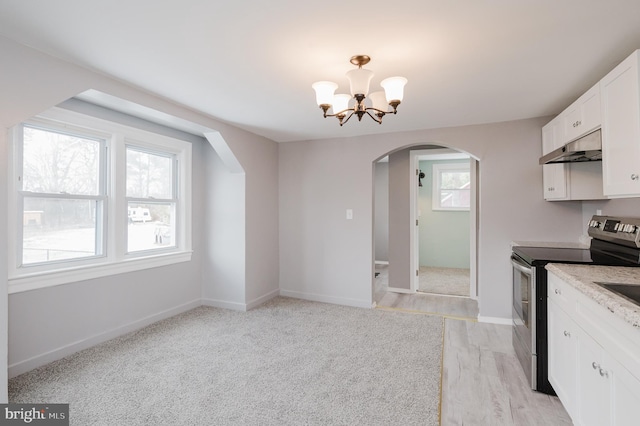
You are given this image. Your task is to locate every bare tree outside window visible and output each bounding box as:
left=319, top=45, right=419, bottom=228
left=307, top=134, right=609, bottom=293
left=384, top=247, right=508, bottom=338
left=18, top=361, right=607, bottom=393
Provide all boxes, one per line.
left=20, top=125, right=104, bottom=265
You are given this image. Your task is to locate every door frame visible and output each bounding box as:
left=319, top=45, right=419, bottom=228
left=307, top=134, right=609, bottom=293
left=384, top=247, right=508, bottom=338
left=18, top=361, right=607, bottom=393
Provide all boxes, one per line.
left=409, top=149, right=478, bottom=299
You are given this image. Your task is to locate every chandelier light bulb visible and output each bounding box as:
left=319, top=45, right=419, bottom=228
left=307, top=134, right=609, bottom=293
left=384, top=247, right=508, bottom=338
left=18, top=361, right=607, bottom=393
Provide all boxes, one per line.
left=346, top=68, right=374, bottom=97
left=368, top=91, right=388, bottom=113
left=332, top=94, right=351, bottom=116
left=312, top=81, right=338, bottom=107
left=380, top=76, right=408, bottom=103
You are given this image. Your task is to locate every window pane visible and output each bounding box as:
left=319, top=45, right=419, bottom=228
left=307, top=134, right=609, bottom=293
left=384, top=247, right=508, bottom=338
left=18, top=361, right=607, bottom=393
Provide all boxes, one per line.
left=127, top=202, right=175, bottom=253
left=440, top=171, right=470, bottom=190
left=126, top=148, right=174, bottom=199
left=22, top=198, right=100, bottom=265
left=23, top=126, right=101, bottom=195
left=440, top=189, right=471, bottom=208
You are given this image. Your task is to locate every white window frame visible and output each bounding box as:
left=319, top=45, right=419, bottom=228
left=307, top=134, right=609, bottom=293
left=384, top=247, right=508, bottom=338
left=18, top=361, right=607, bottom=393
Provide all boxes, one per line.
left=432, top=162, right=471, bottom=211
left=8, top=107, right=192, bottom=294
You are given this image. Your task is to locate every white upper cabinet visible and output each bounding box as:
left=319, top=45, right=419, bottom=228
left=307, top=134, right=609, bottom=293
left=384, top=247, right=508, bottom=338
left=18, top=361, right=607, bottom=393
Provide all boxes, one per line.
left=542, top=116, right=568, bottom=200
left=601, top=49, right=640, bottom=197
left=564, top=83, right=601, bottom=143
left=542, top=107, right=604, bottom=201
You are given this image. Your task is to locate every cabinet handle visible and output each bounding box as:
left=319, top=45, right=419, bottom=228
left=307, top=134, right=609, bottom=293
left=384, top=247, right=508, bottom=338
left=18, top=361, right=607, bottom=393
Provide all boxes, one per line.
left=563, top=330, right=571, bottom=337
left=573, top=120, right=582, bottom=128
left=599, top=368, right=609, bottom=379
left=592, top=361, right=599, bottom=370
left=632, top=174, right=639, bottom=181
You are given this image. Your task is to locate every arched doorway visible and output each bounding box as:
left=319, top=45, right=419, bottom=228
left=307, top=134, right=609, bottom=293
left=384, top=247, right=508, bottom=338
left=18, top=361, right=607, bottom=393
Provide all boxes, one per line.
left=372, top=144, right=479, bottom=317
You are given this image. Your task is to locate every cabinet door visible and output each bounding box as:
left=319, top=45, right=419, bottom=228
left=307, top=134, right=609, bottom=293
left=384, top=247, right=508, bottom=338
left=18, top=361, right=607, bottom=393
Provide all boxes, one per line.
left=542, top=120, right=568, bottom=200
left=548, top=299, right=577, bottom=417
left=608, top=354, right=640, bottom=426
left=576, top=327, right=612, bottom=426
left=565, top=84, right=601, bottom=142
left=543, top=164, right=568, bottom=200
left=601, top=50, right=640, bottom=197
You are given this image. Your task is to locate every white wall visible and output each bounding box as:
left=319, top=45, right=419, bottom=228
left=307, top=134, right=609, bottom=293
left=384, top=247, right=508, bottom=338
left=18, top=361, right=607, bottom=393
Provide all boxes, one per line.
left=388, top=149, right=412, bottom=290
left=1, top=128, right=8, bottom=402
left=279, top=118, right=586, bottom=319
left=201, top=143, right=246, bottom=309
left=1, top=36, right=279, bottom=381
left=374, top=162, right=389, bottom=262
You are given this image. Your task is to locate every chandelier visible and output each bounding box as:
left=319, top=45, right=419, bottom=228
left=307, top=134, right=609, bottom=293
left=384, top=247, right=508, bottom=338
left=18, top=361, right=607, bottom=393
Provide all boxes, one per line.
left=312, top=55, right=407, bottom=126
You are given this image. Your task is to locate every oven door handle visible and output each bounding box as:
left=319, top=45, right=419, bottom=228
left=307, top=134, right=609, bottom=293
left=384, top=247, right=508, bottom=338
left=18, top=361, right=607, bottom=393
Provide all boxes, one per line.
left=511, top=258, right=533, bottom=276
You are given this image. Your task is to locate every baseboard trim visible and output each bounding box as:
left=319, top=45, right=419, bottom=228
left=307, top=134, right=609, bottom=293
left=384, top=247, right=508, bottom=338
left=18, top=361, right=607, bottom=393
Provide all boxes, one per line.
left=477, top=315, right=513, bottom=325
left=279, top=289, right=372, bottom=309
left=8, top=298, right=201, bottom=378
left=201, top=298, right=247, bottom=312
left=387, top=286, right=415, bottom=294
left=246, top=288, right=280, bottom=310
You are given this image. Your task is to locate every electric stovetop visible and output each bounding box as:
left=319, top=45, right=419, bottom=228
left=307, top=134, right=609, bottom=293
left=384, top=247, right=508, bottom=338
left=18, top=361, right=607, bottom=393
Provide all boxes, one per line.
left=513, top=240, right=640, bottom=267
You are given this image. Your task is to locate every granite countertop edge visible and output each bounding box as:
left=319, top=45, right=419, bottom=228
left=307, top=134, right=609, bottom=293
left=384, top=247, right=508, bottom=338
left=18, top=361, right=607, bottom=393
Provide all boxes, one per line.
left=546, top=263, right=640, bottom=328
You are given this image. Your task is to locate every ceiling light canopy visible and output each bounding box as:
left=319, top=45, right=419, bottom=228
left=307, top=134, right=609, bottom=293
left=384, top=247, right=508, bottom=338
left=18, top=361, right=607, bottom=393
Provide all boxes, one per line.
left=312, top=55, right=407, bottom=126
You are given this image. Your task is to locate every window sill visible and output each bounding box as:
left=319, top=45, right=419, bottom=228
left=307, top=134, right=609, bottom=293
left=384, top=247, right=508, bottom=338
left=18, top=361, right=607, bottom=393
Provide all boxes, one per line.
left=8, top=251, right=193, bottom=294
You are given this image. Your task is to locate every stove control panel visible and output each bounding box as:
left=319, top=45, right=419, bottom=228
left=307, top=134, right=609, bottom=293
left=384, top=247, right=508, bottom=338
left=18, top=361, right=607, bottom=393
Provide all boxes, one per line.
left=588, top=215, right=640, bottom=248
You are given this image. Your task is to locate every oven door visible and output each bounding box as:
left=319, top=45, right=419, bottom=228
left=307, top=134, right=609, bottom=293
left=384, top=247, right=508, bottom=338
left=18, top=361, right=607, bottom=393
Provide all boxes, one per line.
left=511, top=254, right=537, bottom=389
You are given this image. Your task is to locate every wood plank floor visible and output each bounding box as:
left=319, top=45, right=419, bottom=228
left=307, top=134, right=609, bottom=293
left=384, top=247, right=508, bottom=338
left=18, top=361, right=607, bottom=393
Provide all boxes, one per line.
left=376, top=291, right=572, bottom=425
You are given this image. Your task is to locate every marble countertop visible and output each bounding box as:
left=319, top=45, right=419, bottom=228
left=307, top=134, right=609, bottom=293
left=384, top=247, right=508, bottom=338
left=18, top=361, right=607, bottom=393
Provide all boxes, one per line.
left=546, top=263, right=640, bottom=328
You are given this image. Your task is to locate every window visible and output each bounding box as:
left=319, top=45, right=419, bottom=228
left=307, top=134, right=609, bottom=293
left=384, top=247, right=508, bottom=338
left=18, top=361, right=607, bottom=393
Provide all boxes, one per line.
left=126, top=147, right=176, bottom=252
left=432, top=162, right=471, bottom=211
left=9, top=107, right=192, bottom=293
left=20, top=124, right=106, bottom=265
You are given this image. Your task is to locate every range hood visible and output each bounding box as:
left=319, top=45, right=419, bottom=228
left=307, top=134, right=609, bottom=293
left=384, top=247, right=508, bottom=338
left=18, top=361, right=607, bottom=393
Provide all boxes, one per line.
left=539, top=129, right=602, bottom=165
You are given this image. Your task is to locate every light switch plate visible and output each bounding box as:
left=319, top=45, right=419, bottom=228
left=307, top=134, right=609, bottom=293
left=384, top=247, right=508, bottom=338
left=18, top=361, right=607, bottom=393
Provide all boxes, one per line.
left=346, top=209, right=353, bottom=220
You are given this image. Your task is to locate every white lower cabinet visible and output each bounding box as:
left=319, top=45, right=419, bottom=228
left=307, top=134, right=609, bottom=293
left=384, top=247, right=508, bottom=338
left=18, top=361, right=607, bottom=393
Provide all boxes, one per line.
left=609, top=354, right=640, bottom=425
left=548, top=272, right=640, bottom=425
left=575, top=326, right=611, bottom=426
left=548, top=299, right=578, bottom=415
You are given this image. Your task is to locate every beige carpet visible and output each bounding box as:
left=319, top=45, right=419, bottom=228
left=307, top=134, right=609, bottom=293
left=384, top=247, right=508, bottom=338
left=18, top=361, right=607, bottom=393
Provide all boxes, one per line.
left=9, top=297, right=443, bottom=425
left=419, top=267, right=470, bottom=297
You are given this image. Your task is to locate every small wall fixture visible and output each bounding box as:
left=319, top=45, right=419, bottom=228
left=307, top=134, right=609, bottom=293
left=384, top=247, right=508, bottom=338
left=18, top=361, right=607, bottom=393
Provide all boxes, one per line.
left=312, top=55, right=407, bottom=126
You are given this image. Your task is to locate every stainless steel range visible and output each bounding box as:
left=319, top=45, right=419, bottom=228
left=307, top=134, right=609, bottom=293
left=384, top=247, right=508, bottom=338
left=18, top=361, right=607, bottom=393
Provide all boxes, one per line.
left=511, top=215, right=640, bottom=395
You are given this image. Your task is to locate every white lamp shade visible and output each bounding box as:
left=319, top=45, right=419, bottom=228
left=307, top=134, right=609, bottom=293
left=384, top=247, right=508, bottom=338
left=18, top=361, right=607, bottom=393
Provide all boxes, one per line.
left=380, top=76, right=408, bottom=102
left=312, top=81, right=338, bottom=106
left=346, top=68, right=374, bottom=96
left=369, top=91, right=388, bottom=112
left=332, top=94, right=351, bottom=115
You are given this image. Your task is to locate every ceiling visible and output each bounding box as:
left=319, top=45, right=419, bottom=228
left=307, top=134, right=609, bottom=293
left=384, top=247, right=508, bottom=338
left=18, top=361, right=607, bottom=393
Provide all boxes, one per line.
left=1, top=1, right=640, bottom=143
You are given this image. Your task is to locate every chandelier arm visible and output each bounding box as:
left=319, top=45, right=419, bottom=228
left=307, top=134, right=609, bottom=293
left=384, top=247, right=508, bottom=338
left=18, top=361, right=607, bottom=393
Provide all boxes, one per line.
left=323, top=108, right=351, bottom=118
left=365, top=110, right=383, bottom=124
left=340, top=111, right=356, bottom=126
left=365, top=106, right=390, bottom=115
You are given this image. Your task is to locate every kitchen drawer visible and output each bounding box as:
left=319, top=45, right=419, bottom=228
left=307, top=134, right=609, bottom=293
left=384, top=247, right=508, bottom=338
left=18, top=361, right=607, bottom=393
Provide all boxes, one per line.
left=548, top=272, right=578, bottom=314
